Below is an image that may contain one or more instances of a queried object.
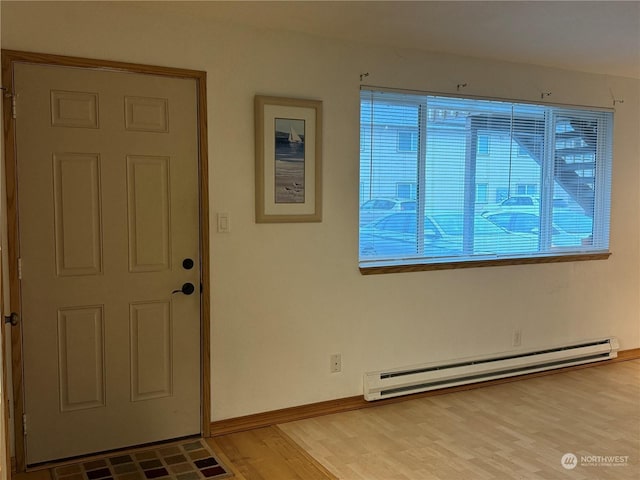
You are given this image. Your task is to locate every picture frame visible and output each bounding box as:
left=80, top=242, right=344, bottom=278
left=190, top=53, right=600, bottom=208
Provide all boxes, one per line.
left=255, top=95, right=323, bottom=223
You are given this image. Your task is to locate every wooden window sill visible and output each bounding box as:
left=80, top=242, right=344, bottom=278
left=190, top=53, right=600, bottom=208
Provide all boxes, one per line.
left=359, top=252, right=611, bottom=275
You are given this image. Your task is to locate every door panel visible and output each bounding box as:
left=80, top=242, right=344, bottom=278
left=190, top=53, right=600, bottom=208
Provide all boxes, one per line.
left=127, top=155, right=171, bottom=272
left=130, top=301, right=173, bottom=402
left=50, top=90, right=100, bottom=129
left=53, top=152, right=103, bottom=276
left=57, top=306, right=106, bottom=412
left=14, top=62, right=201, bottom=465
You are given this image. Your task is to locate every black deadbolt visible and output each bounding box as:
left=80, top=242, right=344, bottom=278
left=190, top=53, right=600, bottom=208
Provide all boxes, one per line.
left=182, top=258, right=195, bottom=270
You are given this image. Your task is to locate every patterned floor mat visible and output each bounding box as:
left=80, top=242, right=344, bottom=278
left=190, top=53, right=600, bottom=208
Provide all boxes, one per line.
left=51, top=439, right=233, bottom=480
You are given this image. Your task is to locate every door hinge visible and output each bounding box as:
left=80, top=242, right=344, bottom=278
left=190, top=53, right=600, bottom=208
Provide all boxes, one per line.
left=10, top=93, right=16, bottom=119
left=22, top=414, right=27, bottom=436
left=1, top=87, right=16, bottom=119
left=18, top=257, right=22, bottom=280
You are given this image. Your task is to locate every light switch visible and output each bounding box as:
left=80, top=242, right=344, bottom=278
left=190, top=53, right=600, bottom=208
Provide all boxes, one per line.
left=217, top=212, right=230, bottom=233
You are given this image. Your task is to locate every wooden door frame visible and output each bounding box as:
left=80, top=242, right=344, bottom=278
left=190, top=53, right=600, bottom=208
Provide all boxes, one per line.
left=1, top=50, right=210, bottom=472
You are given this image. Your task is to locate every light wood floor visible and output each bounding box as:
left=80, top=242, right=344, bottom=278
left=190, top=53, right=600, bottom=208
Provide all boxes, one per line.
left=13, top=359, right=640, bottom=480
left=280, top=359, right=640, bottom=480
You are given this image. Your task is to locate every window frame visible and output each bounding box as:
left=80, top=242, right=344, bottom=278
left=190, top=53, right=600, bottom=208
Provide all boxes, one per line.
left=359, top=88, right=613, bottom=274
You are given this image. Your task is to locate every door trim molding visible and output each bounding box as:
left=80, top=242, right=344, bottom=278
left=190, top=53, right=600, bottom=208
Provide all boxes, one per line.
left=1, top=49, right=210, bottom=471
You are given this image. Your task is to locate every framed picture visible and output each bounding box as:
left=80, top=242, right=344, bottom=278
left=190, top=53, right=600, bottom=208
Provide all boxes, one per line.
left=255, top=95, right=322, bottom=223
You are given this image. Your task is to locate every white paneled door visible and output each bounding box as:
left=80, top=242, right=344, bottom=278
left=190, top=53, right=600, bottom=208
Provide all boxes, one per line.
left=14, top=63, right=201, bottom=465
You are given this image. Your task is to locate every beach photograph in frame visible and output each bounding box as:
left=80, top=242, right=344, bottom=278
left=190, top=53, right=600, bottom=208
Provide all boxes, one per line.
left=255, top=95, right=322, bottom=223
left=274, top=117, right=305, bottom=204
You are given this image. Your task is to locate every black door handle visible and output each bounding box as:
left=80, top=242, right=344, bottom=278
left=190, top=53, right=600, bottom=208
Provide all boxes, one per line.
left=172, top=282, right=195, bottom=295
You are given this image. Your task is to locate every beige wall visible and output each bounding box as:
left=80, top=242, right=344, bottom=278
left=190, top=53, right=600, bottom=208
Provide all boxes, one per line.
left=2, top=2, right=639, bottom=422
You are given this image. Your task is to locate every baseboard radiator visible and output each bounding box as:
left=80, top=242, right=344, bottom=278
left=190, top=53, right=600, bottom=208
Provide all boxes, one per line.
left=364, top=337, right=619, bottom=401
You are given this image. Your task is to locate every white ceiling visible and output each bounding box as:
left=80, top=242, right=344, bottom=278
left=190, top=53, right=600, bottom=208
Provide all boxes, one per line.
left=189, top=0, right=640, bottom=79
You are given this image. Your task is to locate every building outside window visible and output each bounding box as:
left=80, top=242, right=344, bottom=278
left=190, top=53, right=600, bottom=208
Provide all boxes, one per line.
left=359, top=89, right=612, bottom=270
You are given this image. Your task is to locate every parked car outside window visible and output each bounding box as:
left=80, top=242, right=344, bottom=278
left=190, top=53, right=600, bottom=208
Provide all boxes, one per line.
left=500, top=195, right=539, bottom=208
left=482, top=211, right=592, bottom=247
left=359, top=198, right=416, bottom=226
left=359, top=212, right=544, bottom=259
left=482, top=195, right=573, bottom=215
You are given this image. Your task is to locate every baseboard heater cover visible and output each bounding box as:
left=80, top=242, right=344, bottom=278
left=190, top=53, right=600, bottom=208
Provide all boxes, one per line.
left=364, top=337, right=619, bottom=401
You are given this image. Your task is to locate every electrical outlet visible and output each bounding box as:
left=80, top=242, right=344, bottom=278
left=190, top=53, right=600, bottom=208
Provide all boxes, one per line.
left=330, top=354, right=342, bottom=373
left=512, top=328, right=522, bottom=347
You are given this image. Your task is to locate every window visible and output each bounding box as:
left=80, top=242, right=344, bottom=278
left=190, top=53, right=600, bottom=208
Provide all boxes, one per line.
left=396, top=182, right=417, bottom=199
left=359, top=89, right=612, bottom=272
left=476, top=183, right=488, bottom=203
left=398, top=130, right=418, bottom=152
left=477, top=135, right=490, bottom=155
left=516, top=184, right=538, bottom=196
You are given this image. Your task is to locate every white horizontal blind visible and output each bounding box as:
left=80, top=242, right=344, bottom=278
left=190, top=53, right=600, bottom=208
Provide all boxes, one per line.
left=359, top=89, right=612, bottom=267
